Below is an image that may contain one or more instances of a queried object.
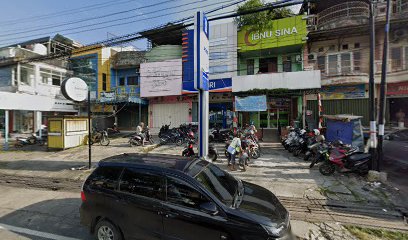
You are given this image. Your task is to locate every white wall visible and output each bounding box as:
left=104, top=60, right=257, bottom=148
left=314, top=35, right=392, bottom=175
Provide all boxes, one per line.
left=209, top=21, right=237, bottom=80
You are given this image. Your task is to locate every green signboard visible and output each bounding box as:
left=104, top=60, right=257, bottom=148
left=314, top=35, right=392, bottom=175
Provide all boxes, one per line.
left=237, top=15, right=307, bottom=52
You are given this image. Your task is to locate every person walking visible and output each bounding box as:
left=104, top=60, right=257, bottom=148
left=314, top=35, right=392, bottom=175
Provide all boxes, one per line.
left=227, top=133, right=243, bottom=171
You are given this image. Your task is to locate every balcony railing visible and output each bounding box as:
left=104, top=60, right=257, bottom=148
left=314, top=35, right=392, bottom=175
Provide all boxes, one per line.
left=315, top=1, right=370, bottom=30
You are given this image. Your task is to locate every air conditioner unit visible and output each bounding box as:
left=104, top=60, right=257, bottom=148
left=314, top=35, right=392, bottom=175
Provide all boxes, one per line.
left=308, top=53, right=317, bottom=61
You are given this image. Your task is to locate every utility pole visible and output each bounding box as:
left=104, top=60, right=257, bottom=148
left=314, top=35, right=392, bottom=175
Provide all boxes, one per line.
left=369, top=0, right=377, bottom=170
left=378, top=0, right=391, bottom=172
left=88, top=90, right=92, bottom=169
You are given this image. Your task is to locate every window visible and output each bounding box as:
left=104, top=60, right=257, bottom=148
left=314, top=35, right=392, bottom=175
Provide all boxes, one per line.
left=119, top=168, right=164, bottom=200
left=87, top=166, right=123, bottom=191
left=318, top=47, right=324, bottom=52
left=317, top=56, right=326, bottom=73
left=391, top=47, right=402, bottom=70
left=127, top=76, right=139, bottom=86
left=209, top=65, right=228, bottom=74
left=209, top=52, right=228, bottom=60
left=52, top=74, right=61, bottom=86
left=354, top=43, right=360, bottom=49
left=259, top=57, right=277, bottom=73
left=328, top=55, right=338, bottom=75
left=342, top=44, right=349, bottom=50
left=283, top=56, right=292, bottom=72
left=247, top=59, right=254, bottom=75
left=40, top=68, right=51, bottom=84
left=354, top=51, right=361, bottom=72
left=166, top=176, right=208, bottom=209
left=102, top=73, right=107, bottom=91
left=20, top=64, right=34, bottom=85
left=329, top=45, right=336, bottom=51
left=193, top=163, right=237, bottom=206
left=119, top=77, right=125, bottom=86
left=341, top=53, right=352, bottom=73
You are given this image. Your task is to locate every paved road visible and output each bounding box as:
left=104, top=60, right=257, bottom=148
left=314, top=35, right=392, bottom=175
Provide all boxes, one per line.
left=0, top=185, right=91, bottom=240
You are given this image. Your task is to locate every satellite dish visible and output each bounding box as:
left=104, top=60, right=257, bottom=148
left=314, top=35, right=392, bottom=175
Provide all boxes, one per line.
left=61, top=77, right=88, bottom=102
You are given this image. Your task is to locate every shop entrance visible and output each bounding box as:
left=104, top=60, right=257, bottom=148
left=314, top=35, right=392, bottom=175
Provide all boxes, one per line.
left=389, top=97, right=408, bottom=127
left=209, top=103, right=233, bottom=129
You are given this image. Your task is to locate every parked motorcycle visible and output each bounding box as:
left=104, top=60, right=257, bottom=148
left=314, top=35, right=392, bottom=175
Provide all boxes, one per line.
left=14, top=134, right=45, bottom=148
left=209, top=127, right=232, bottom=142
left=158, top=123, right=171, bottom=138
left=181, top=140, right=218, bottom=162
left=90, top=129, right=110, bottom=146
left=319, top=143, right=370, bottom=176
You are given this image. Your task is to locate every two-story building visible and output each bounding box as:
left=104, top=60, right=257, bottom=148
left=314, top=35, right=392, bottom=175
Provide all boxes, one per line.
left=304, top=0, right=408, bottom=127
left=233, top=15, right=321, bottom=131
left=0, top=35, right=80, bottom=134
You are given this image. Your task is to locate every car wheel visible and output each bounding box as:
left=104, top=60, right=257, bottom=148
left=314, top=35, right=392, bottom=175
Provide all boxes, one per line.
left=176, top=138, right=183, bottom=146
left=95, top=220, right=122, bottom=240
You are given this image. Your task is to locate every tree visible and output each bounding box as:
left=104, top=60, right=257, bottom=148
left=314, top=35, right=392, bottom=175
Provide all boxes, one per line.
left=234, top=0, right=293, bottom=31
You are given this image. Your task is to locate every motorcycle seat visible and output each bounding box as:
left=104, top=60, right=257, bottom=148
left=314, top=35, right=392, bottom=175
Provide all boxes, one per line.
left=348, top=153, right=371, bottom=162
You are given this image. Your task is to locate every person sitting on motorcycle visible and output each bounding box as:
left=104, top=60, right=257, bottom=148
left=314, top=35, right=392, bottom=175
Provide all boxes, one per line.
left=136, top=122, right=145, bottom=146
left=227, top=133, right=243, bottom=171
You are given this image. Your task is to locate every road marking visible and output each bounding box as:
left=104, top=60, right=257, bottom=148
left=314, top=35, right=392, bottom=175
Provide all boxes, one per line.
left=0, top=223, right=82, bottom=240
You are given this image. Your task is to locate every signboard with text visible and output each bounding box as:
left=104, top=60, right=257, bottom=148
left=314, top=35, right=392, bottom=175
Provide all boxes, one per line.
left=140, top=59, right=182, bottom=97
left=194, top=11, right=210, bottom=90
left=235, top=96, right=267, bottom=112
left=237, top=15, right=307, bottom=52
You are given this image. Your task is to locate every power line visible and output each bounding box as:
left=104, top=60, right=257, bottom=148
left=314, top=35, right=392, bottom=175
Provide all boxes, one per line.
left=0, top=0, right=139, bottom=25
left=0, top=0, right=242, bottom=46
left=0, top=0, right=179, bottom=36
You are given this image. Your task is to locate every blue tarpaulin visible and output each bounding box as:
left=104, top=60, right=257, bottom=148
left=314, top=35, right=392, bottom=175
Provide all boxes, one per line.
left=235, top=96, right=267, bottom=112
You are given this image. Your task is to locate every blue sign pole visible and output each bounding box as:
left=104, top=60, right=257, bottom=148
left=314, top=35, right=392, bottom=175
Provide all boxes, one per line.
left=194, top=11, right=210, bottom=158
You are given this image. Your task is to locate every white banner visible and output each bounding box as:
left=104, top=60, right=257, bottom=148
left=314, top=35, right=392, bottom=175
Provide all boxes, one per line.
left=140, top=59, right=182, bottom=97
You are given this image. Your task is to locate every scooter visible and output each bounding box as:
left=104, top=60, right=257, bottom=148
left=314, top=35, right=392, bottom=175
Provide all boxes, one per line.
left=181, top=140, right=218, bottom=162
left=129, top=127, right=154, bottom=146
left=14, top=134, right=45, bottom=148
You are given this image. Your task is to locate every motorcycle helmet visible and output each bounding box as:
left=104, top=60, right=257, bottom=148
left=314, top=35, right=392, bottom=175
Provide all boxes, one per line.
left=300, top=129, right=307, bottom=135
left=313, top=129, right=320, bottom=136
left=188, top=131, right=195, bottom=139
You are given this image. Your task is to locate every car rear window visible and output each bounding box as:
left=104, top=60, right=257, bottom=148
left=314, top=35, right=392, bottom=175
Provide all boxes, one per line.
left=86, top=166, right=123, bottom=191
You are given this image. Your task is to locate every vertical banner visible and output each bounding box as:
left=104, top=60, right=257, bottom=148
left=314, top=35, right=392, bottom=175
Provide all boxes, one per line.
left=194, top=11, right=210, bottom=90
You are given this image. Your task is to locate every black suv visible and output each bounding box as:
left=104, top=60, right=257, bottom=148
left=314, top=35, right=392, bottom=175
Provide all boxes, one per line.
left=80, top=154, right=292, bottom=240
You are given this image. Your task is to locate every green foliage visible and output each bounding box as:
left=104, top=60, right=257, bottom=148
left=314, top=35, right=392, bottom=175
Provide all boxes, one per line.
left=345, top=225, right=408, bottom=240
left=234, top=0, right=293, bottom=31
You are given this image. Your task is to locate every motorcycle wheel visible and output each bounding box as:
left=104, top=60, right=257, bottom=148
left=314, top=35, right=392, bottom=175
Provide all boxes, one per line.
left=250, top=149, right=260, bottom=159
left=176, top=138, right=184, bottom=146
left=293, top=148, right=301, bottom=157
left=208, top=151, right=218, bottom=162
left=160, top=137, right=169, bottom=145
left=100, top=136, right=110, bottom=146
left=309, top=157, right=318, bottom=168
left=14, top=142, right=23, bottom=148
left=288, top=146, right=294, bottom=153
left=319, top=163, right=336, bottom=176
left=304, top=151, right=311, bottom=161
left=149, top=138, right=155, bottom=145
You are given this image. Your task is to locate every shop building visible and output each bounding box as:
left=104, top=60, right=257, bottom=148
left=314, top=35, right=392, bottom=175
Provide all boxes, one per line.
left=304, top=0, right=408, bottom=127
left=233, top=15, right=321, bottom=130
left=70, top=45, right=134, bottom=129
left=0, top=35, right=80, bottom=134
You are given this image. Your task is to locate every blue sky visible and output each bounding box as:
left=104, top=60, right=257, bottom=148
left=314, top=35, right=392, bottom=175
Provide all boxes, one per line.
left=0, top=0, right=301, bottom=49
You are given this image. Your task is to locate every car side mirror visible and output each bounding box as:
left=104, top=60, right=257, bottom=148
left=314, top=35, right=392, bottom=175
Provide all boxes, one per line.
left=199, top=202, right=218, bottom=216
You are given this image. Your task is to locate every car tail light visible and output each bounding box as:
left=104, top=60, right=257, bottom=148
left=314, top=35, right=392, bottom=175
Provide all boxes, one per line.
left=81, top=191, right=86, bottom=202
